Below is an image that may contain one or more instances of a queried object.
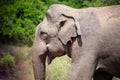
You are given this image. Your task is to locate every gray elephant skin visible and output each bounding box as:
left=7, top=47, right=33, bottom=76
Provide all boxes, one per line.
left=32, top=4, right=120, bottom=80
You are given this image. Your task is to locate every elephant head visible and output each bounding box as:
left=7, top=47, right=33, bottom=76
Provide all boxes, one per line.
left=32, top=4, right=82, bottom=80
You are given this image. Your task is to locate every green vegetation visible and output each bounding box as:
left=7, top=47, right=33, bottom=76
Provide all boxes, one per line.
left=0, top=0, right=119, bottom=46
left=0, top=54, right=15, bottom=76
left=0, top=0, right=46, bottom=46
left=46, top=55, right=71, bottom=80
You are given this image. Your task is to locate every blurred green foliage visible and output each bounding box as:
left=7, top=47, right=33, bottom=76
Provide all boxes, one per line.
left=0, top=54, right=15, bottom=76
left=0, top=0, right=46, bottom=46
left=0, top=0, right=119, bottom=46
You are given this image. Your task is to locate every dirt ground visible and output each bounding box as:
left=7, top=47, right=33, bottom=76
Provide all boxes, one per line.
left=0, top=45, right=34, bottom=80
left=15, top=56, right=34, bottom=80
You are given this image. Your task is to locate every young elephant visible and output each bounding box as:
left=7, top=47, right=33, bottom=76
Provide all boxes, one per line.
left=32, top=4, right=120, bottom=80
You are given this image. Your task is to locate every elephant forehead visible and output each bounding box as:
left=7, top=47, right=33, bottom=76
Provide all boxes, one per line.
left=47, top=4, right=75, bottom=21
left=40, top=20, right=58, bottom=37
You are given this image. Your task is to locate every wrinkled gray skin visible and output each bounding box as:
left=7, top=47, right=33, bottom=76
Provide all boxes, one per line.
left=32, top=4, right=120, bottom=80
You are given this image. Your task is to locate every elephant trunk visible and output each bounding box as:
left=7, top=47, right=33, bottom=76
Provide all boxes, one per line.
left=32, top=38, right=47, bottom=80
left=32, top=53, right=46, bottom=80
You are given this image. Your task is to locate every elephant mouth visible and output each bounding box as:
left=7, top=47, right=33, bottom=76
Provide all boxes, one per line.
left=46, top=45, right=56, bottom=64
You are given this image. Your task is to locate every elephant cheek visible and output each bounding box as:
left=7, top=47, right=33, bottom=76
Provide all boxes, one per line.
left=46, top=42, right=64, bottom=56
left=47, top=38, right=64, bottom=53
left=46, top=38, right=65, bottom=65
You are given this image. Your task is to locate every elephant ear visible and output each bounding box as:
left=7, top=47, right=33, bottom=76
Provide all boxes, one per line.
left=58, top=14, right=82, bottom=46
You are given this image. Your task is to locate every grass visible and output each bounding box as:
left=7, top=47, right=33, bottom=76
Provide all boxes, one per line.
left=46, top=55, right=120, bottom=80
left=46, top=55, right=71, bottom=80
left=113, top=77, right=120, bottom=80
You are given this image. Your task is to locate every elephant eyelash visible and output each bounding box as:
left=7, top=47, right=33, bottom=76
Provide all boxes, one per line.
left=58, top=20, right=66, bottom=31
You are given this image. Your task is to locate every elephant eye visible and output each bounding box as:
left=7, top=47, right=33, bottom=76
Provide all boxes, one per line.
left=58, top=20, right=66, bottom=31
left=60, top=21, right=66, bottom=27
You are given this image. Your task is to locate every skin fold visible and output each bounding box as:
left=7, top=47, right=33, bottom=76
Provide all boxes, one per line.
left=32, top=4, right=120, bottom=80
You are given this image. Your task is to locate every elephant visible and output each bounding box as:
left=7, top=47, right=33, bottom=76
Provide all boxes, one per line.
left=32, top=4, right=120, bottom=80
